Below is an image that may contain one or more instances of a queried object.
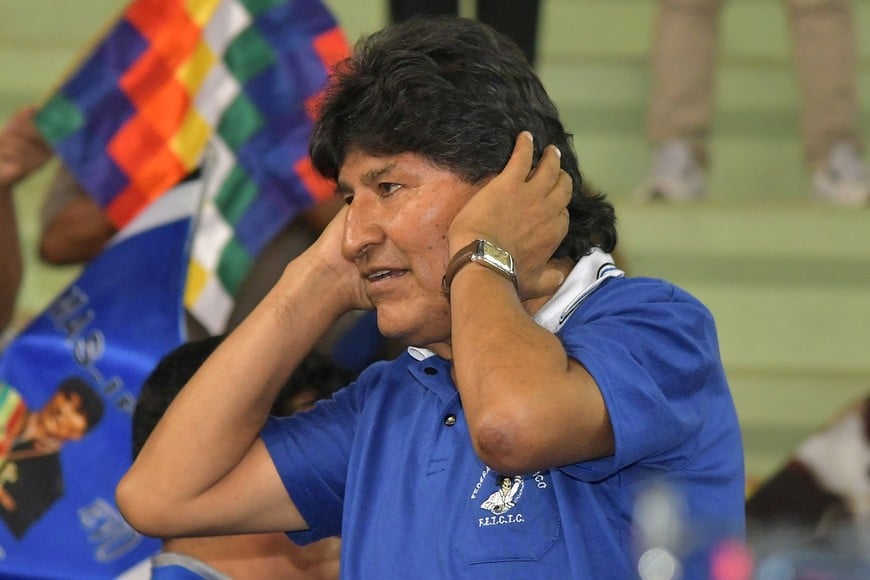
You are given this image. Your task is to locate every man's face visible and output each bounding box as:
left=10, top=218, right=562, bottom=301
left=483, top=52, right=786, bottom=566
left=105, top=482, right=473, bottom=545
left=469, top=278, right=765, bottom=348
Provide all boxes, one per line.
left=37, top=391, right=89, bottom=443
left=338, top=149, right=481, bottom=356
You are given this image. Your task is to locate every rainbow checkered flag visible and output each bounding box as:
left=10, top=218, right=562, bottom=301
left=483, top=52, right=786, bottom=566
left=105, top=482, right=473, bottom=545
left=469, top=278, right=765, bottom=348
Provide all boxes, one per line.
left=35, top=0, right=349, bottom=333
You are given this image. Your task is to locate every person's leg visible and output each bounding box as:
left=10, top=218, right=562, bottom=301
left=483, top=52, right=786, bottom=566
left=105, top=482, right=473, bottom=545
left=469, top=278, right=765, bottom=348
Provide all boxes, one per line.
left=646, top=0, right=725, bottom=162
left=638, top=0, right=725, bottom=200
left=477, top=0, right=541, bottom=67
left=389, top=0, right=458, bottom=23
left=785, top=0, right=869, bottom=205
left=784, top=0, right=860, bottom=168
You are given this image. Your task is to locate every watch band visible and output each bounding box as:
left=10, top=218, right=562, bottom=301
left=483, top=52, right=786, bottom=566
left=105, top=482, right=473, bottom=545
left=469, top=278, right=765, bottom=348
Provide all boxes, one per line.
left=441, top=239, right=518, bottom=295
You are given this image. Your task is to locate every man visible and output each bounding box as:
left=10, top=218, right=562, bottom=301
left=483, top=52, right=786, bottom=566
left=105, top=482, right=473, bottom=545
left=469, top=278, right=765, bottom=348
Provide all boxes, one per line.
left=118, top=17, right=745, bottom=578
left=0, top=376, right=104, bottom=537
left=132, top=337, right=344, bottom=579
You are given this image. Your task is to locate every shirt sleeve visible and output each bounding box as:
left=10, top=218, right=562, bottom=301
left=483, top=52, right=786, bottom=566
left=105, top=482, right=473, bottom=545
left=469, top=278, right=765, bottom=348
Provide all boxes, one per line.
left=557, top=277, right=724, bottom=484
left=260, top=382, right=360, bottom=544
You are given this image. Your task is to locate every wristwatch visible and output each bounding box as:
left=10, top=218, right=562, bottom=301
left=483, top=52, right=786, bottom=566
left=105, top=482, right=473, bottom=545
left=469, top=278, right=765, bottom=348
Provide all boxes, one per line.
left=442, top=239, right=518, bottom=295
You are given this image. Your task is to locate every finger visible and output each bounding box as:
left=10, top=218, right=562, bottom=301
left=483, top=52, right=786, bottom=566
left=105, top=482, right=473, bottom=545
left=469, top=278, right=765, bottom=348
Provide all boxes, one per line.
left=550, top=169, right=572, bottom=202
left=524, top=143, right=559, bottom=183
left=4, top=108, right=37, bottom=136
left=497, top=131, right=536, bottom=184
left=0, top=131, right=47, bottom=163
left=11, top=106, right=37, bottom=122
left=523, top=265, right=567, bottom=301
left=526, top=144, right=562, bottom=189
left=539, top=267, right=566, bottom=294
left=0, top=137, right=48, bottom=173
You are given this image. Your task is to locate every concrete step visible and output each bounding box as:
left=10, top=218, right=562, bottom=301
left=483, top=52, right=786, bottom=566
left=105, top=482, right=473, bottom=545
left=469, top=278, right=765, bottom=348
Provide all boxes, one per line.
left=616, top=201, right=870, bottom=478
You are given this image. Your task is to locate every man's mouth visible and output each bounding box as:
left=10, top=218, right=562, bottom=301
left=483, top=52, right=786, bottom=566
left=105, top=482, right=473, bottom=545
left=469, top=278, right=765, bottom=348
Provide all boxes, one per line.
left=366, top=269, right=405, bottom=283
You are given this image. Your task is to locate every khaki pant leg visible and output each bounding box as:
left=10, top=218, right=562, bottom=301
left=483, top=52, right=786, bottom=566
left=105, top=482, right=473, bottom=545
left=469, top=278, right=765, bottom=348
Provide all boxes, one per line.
left=646, top=0, right=727, bottom=164
left=784, top=0, right=861, bottom=169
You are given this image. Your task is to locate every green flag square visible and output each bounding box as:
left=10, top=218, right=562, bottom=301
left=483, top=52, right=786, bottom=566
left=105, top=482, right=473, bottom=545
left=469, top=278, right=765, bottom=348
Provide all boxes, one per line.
left=217, top=238, right=255, bottom=296
left=34, top=94, right=85, bottom=146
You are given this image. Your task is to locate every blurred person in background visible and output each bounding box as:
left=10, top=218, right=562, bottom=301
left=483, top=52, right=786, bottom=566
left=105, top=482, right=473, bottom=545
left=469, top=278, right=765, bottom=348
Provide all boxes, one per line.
left=636, top=0, right=869, bottom=206
left=745, top=394, right=869, bottom=578
left=389, top=0, right=541, bottom=67
left=132, top=336, right=345, bottom=579
left=746, top=395, right=869, bottom=542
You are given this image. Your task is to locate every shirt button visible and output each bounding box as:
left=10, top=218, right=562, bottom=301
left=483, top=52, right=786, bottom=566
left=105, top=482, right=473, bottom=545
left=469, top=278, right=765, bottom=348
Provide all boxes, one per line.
left=443, top=414, right=457, bottom=426
left=424, top=367, right=437, bottom=375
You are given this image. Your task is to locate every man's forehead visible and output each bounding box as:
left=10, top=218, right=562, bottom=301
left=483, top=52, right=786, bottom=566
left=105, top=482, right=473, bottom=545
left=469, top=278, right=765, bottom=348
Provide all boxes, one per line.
left=337, top=150, right=434, bottom=186
left=340, top=149, right=417, bottom=171
left=53, top=390, right=82, bottom=405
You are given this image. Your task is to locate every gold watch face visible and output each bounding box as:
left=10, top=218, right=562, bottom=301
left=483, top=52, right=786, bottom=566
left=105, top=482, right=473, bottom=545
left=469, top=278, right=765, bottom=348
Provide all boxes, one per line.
left=475, top=239, right=515, bottom=277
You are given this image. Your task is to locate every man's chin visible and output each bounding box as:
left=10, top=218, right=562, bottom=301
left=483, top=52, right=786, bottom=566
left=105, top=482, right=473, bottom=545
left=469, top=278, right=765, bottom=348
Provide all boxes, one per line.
left=373, top=312, right=407, bottom=342
left=374, top=307, right=426, bottom=345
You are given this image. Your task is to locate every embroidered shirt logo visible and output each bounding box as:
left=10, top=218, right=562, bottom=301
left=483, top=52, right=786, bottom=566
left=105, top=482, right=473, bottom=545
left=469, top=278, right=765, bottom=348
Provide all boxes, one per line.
left=480, top=475, right=523, bottom=515
left=469, top=468, right=549, bottom=528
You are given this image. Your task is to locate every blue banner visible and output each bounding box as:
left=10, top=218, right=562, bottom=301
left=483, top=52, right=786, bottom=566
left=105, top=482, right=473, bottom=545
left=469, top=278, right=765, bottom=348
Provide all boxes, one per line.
left=0, top=182, right=199, bottom=578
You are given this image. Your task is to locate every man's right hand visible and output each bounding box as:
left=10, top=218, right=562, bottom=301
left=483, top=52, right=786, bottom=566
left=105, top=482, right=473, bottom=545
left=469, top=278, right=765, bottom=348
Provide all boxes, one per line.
left=301, top=204, right=374, bottom=314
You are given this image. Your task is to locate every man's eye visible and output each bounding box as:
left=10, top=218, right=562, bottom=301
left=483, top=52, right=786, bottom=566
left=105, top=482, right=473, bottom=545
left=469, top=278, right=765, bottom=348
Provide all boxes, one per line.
left=379, top=183, right=401, bottom=196
left=342, top=194, right=354, bottom=205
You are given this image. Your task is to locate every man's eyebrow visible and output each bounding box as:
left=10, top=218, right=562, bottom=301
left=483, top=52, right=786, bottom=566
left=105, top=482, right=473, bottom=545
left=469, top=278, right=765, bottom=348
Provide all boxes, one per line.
left=361, top=161, right=397, bottom=186
left=335, top=161, right=398, bottom=196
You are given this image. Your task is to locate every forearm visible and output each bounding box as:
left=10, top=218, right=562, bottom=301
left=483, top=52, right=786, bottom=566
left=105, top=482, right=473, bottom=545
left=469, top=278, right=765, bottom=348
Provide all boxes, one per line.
left=118, top=255, right=349, bottom=534
left=0, top=186, right=23, bottom=331
left=39, top=194, right=115, bottom=264
left=449, top=266, right=612, bottom=474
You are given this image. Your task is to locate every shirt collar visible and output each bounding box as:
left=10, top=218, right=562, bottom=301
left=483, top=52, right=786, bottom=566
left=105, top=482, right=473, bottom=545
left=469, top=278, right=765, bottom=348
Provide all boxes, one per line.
left=408, top=346, right=436, bottom=361
left=532, top=248, right=623, bottom=333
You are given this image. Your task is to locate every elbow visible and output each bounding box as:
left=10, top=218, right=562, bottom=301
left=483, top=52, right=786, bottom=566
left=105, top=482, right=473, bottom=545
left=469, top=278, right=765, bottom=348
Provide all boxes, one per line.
left=468, top=404, right=615, bottom=475
left=115, top=472, right=169, bottom=538
left=469, top=409, right=541, bottom=476
left=39, top=235, right=73, bottom=265
left=39, top=224, right=112, bottom=265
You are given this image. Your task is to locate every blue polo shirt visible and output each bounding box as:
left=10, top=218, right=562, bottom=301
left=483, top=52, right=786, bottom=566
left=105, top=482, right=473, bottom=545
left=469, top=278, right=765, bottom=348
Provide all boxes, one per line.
left=261, top=276, right=745, bottom=579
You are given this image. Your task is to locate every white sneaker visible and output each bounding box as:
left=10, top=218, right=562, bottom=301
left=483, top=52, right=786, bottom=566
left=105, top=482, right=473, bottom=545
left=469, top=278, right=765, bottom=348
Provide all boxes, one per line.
left=811, top=142, right=870, bottom=206
left=635, top=140, right=707, bottom=201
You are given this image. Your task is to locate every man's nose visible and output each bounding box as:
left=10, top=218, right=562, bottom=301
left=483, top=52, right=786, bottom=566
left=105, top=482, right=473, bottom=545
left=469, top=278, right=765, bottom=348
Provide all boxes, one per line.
left=341, top=196, right=385, bottom=260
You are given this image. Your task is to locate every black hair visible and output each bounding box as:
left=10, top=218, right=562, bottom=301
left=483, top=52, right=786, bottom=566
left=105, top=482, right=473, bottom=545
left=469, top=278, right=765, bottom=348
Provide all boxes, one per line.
left=271, top=349, right=354, bottom=417
left=131, top=336, right=223, bottom=460
left=57, top=377, right=104, bottom=432
left=310, top=16, right=617, bottom=260
left=132, top=337, right=352, bottom=459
